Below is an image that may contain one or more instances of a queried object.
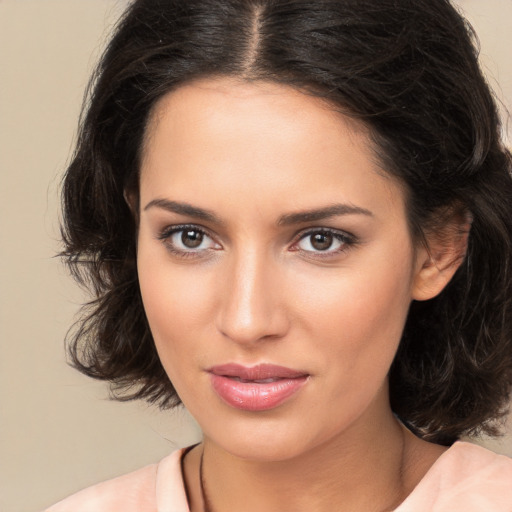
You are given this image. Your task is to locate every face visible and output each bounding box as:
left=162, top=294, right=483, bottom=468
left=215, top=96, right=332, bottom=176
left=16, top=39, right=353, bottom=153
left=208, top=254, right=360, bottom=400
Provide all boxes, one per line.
left=137, top=78, right=425, bottom=461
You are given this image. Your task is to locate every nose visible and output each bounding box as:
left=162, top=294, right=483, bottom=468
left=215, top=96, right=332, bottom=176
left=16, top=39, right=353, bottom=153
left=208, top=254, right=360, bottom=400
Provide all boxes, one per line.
left=216, top=249, right=289, bottom=345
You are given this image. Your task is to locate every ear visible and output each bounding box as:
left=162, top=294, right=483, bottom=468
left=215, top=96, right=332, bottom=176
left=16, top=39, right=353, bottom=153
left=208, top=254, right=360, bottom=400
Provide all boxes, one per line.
left=412, top=209, right=472, bottom=301
left=123, top=188, right=140, bottom=220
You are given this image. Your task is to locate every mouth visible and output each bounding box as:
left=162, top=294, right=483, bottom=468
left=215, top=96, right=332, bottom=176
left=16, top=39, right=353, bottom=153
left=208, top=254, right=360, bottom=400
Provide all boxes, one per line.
left=207, top=364, right=309, bottom=411
left=228, top=377, right=286, bottom=383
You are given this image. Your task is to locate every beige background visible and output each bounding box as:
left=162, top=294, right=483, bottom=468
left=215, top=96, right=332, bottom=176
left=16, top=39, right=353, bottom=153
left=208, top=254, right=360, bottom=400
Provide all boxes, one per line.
left=0, top=1, right=510, bottom=511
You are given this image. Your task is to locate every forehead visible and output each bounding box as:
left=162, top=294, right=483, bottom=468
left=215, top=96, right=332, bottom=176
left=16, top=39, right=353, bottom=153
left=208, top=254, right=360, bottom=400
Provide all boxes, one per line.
left=140, top=77, right=405, bottom=221
left=143, top=77, right=370, bottom=166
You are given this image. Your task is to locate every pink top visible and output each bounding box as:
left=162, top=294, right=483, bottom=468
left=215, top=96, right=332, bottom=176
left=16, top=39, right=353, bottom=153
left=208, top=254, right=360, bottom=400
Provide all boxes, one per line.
left=45, top=441, right=512, bottom=512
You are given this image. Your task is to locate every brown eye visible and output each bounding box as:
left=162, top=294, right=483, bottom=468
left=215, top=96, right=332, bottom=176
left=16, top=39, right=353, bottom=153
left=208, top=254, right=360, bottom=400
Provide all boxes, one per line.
left=163, top=226, right=220, bottom=255
left=310, top=233, right=333, bottom=251
left=182, top=229, right=204, bottom=248
left=296, top=229, right=351, bottom=255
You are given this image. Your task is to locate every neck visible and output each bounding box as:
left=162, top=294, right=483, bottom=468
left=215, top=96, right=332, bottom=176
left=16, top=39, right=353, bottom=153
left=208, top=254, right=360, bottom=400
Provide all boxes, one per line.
left=183, top=405, right=439, bottom=512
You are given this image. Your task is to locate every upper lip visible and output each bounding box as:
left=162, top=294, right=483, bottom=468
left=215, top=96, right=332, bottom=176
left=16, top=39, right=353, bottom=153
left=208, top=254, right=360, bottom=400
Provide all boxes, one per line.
left=207, top=363, right=308, bottom=380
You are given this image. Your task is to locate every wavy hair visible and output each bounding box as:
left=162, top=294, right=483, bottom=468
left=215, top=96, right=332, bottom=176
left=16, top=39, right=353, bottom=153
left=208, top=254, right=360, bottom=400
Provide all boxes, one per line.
left=61, top=0, right=512, bottom=445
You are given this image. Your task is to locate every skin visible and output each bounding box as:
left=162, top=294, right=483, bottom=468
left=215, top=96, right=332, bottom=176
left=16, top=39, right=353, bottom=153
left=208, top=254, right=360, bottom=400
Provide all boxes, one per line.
left=136, top=78, right=464, bottom=511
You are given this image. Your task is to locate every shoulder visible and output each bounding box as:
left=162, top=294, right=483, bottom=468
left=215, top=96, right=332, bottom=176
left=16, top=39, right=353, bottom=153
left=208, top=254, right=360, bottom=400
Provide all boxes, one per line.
left=396, top=441, right=512, bottom=512
left=44, top=449, right=189, bottom=512
left=44, top=463, right=159, bottom=512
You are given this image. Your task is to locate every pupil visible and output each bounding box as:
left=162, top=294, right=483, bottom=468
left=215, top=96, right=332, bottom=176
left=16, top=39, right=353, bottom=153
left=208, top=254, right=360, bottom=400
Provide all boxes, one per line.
left=311, top=233, right=333, bottom=251
left=182, top=230, right=203, bottom=248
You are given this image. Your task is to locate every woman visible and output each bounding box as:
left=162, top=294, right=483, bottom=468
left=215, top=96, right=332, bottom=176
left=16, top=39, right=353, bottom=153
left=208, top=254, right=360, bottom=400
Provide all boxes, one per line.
left=46, top=0, right=512, bottom=510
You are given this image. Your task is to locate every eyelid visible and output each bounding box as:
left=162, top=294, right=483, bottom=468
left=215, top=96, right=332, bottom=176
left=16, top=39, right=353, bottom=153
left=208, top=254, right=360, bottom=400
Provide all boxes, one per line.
left=158, top=223, right=200, bottom=238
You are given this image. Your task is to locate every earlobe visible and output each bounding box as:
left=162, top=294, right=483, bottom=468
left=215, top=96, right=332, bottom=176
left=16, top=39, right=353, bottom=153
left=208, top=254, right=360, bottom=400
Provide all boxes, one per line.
left=412, top=210, right=472, bottom=301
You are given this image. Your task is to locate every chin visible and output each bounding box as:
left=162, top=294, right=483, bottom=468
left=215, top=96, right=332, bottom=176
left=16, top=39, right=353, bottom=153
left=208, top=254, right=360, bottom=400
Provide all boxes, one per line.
left=200, top=412, right=339, bottom=463
left=219, top=436, right=308, bottom=462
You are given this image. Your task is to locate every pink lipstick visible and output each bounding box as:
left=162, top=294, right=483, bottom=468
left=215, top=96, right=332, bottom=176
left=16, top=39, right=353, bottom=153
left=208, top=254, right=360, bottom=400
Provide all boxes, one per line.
left=208, top=364, right=309, bottom=411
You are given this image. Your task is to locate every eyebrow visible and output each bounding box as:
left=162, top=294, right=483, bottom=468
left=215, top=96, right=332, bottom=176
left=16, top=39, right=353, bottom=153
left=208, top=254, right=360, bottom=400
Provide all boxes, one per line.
left=144, top=199, right=373, bottom=226
left=277, top=204, right=373, bottom=226
left=144, top=199, right=222, bottom=224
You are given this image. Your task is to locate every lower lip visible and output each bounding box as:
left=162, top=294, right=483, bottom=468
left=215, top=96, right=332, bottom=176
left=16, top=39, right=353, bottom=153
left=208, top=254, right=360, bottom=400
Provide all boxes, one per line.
left=210, top=374, right=308, bottom=411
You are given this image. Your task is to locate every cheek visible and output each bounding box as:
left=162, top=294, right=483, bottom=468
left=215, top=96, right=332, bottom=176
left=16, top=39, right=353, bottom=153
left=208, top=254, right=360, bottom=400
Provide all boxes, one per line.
left=292, top=262, right=413, bottom=427
left=137, top=243, right=217, bottom=375
left=292, top=245, right=414, bottom=372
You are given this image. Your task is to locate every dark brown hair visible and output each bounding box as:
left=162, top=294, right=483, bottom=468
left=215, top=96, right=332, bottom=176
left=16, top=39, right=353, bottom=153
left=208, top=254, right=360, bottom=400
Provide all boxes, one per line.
left=62, top=0, right=512, bottom=445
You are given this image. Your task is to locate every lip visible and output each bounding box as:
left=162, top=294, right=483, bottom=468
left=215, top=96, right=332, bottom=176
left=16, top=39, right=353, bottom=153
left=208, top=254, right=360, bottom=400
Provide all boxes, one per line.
left=208, top=364, right=309, bottom=411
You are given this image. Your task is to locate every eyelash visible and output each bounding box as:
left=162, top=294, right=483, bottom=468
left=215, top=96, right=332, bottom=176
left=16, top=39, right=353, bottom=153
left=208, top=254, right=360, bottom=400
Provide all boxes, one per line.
left=157, top=224, right=357, bottom=260
left=291, top=228, right=357, bottom=259
left=157, top=224, right=219, bottom=259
